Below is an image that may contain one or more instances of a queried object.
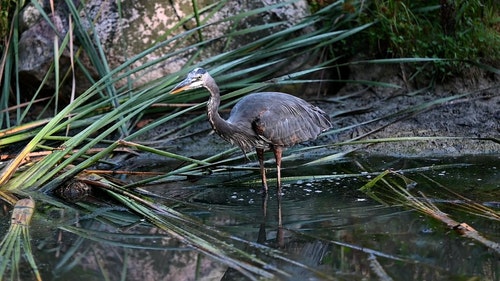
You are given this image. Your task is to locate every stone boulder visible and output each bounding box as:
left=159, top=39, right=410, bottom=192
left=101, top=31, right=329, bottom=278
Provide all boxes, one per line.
left=18, top=0, right=311, bottom=97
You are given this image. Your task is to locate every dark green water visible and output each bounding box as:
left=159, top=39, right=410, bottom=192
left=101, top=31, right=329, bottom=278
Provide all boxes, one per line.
left=3, top=154, right=499, bottom=280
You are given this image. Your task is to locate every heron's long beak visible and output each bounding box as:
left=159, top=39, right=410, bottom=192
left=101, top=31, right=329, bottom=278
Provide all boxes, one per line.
left=170, top=79, right=192, bottom=94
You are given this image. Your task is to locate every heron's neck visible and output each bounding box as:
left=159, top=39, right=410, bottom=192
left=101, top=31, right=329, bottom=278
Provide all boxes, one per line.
left=205, top=83, right=232, bottom=134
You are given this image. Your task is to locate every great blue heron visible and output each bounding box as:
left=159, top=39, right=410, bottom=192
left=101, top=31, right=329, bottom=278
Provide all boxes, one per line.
left=171, top=68, right=332, bottom=193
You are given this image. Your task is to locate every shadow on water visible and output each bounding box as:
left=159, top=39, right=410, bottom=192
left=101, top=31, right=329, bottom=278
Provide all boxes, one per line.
left=3, top=154, right=499, bottom=280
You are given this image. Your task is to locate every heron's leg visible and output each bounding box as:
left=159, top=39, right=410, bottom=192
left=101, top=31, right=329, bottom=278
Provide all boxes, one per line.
left=257, top=193, right=268, bottom=244
left=256, top=148, right=268, bottom=193
left=276, top=193, right=284, bottom=248
left=273, top=146, right=283, bottom=195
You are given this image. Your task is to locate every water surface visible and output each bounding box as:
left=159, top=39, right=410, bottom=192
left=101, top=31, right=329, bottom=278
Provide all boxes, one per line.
left=5, top=154, right=499, bottom=280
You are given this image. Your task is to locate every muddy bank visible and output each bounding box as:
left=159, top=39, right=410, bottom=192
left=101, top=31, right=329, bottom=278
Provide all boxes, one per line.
left=326, top=63, right=499, bottom=156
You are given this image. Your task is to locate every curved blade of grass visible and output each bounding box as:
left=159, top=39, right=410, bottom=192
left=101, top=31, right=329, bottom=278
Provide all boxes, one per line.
left=121, top=146, right=241, bottom=189
left=0, top=119, right=51, bottom=147
left=0, top=97, right=88, bottom=187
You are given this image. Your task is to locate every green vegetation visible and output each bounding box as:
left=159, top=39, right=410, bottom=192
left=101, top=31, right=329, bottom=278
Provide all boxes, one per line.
left=313, top=0, right=499, bottom=81
left=360, top=0, right=499, bottom=80
left=0, top=0, right=18, bottom=40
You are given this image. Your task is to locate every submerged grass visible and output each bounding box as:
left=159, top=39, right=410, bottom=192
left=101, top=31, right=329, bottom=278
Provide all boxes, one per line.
left=360, top=170, right=500, bottom=255
left=0, top=198, right=41, bottom=281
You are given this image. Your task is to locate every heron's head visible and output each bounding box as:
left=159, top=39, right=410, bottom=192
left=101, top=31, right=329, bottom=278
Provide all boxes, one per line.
left=171, top=68, right=207, bottom=94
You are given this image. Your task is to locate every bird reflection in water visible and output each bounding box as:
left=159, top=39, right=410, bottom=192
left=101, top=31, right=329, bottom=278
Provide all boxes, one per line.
left=258, top=193, right=285, bottom=249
